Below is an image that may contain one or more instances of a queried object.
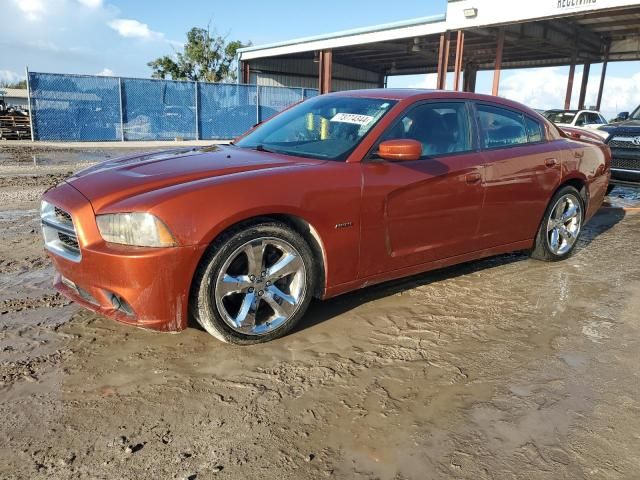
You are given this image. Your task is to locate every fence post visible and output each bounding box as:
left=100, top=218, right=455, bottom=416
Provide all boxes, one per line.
left=194, top=81, right=200, bottom=140
left=255, top=84, right=260, bottom=125
left=118, top=77, right=125, bottom=142
left=25, top=67, right=35, bottom=141
left=300, top=87, right=305, bottom=102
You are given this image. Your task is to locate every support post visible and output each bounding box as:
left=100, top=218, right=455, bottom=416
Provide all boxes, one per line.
left=25, top=66, right=35, bottom=141
left=453, top=30, right=465, bottom=91
left=492, top=29, right=505, bottom=96
left=318, top=49, right=333, bottom=94
left=463, top=63, right=477, bottom=93
left=565, top=53, right=577, bottom=109
left=578, top=62, right=591, bottom=110
left=194, top=81, right=200, bottom=140
left=118, top=77, right=124, bottom=142
left=436, top=32, right=451, bottom=90
left=255, top=84, right=260, bottom=125
left=241, top=61, right=250, bottom=84
left=596, top=44, right=609, bottom=111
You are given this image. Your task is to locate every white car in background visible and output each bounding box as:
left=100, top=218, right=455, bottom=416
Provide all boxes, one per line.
left=544, top=109, right=610, bottom=139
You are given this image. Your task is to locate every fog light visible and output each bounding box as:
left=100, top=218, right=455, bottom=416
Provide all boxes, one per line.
left=110, top=293, right=134, bottom=316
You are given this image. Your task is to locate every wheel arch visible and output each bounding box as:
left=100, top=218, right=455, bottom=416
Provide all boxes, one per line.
left=558, top=175, right=589, bottom=207
left=194, top=212, right=328, bottom=300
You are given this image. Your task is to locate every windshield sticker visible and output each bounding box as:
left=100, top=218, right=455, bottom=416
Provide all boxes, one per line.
left=330, top=113, right=374, bottom=125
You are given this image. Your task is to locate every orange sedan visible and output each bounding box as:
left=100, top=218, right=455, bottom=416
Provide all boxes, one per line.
left=41, top=90, right=611, bottom=344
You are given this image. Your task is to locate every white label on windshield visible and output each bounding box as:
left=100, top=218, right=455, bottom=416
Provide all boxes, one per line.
left=330, top=113, right=374, bottom=125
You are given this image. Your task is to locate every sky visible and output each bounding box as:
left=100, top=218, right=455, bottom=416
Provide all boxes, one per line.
left=2, top=0, right=639, bottom=119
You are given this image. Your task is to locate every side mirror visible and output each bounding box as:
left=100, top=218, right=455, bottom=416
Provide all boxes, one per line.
left=377, top=139, right=422, bottom=162
left=618, top=112, right=629, bottom=121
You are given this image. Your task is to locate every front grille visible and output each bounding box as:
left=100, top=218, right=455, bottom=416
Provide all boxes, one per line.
left=611, top=157, right=640, bottom=171
left=58, top=232, right=80, bottom=252
left=609, top=137, right=640, bottom=149
left=54, top=207, right=73, bottom=225
left=41, top=202, right=81, bottom=262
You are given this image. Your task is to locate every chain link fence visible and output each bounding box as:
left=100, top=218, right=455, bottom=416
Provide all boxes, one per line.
left=27, top=72, right=318, bottom=141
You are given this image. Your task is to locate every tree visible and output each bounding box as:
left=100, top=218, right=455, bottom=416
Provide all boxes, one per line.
left=148, top=26, right=249, bottom=83
left=0, top=80, right=27, bottom=89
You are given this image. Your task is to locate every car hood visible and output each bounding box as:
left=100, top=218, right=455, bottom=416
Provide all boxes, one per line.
left=600, top=119, right=640, bottom=135
left=67, top=145, right=321, bottom=211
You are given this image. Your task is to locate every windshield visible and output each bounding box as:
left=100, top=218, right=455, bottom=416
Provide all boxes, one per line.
left=631, top=105, right=640, bottom=120
left=546, top=111, right=576, bottom=124
left=235, top=96, right=397, bottom=161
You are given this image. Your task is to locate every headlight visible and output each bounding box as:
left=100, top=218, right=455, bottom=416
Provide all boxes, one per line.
left=96, top=213, right=176, bottom=247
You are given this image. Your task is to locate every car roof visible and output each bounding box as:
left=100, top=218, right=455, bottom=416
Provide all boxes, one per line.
left=326, top=88, right=542, bottom=117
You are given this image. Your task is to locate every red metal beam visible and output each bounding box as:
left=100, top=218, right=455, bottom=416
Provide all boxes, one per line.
left=318, top=49, right=333, bottom=94
left=436, top=32, right=451, bottom=90
left=565, top=53, right=576, bottom=109
left=596, top=43, right=610, bottom=111
left=453, top=30, right=465, bottom=91
left=492, top=29, right=505, bottom=96
left=578, top=62, right=591, bottom=109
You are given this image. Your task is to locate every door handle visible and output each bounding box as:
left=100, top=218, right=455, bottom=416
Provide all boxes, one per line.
left=545, top=157, right=558, bottom=167
left=466, top=172, right=482, bottom=184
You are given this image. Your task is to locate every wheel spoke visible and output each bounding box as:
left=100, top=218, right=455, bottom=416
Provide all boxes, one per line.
left=267, top=253, right=303, bottom=281
left=559, top=226, right=576, bottom=243
left=243, top=241, right=266, bottom=277
left=218, top=274, right=252, bottom=298
left=264, top=286, right=296, bottom=319
left=561, top=204, right=578, bottom=223
left=235, top=292, right=258, bottom=328
left=550, top=228, right=560, bottom=250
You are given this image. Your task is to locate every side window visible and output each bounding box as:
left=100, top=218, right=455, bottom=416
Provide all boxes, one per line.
left=477, top=104, right=528, bottom=149
left=575, top=113, right=586, bottom=126
left=525, top=117, right=544, bottom=143
left=380, top=102, right=471, bottom=157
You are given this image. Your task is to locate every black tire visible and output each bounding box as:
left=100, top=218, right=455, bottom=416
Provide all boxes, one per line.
left=606, top=184, right=615, bottom=196
left=530, top=185, right=585, bottom=262
left=190, top=220, right=315, bottom=344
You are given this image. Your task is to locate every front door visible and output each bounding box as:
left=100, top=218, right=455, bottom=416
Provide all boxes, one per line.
left=359, top=101, right=486, bottom=278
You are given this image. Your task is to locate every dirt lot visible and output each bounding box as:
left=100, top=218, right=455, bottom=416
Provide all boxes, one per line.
left=1, top=143, right=639, bottom=480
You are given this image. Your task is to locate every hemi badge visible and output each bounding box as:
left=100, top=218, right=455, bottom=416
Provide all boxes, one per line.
left=335, top=222, right=353, bottom=229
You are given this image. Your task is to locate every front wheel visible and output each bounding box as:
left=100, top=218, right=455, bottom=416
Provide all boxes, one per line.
left=530, top=186, right=584, bottom=262
left=191, top=221, right=315, bottom=344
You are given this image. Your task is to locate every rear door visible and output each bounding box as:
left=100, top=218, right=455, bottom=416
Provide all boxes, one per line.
left=359, top=101, right=486, bottom=277
left=474, top=103, right=564, bottom=249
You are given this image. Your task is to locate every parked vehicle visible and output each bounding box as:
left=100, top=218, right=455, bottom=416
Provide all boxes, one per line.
left=597, top=103, right=640, bottom=192
left=544, top=109, right=608, bottom=130
left=41, top=90, right=611, bottom=344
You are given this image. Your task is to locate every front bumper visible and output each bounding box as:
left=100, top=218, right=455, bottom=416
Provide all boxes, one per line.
left=43, top=182, right=205, bottom=332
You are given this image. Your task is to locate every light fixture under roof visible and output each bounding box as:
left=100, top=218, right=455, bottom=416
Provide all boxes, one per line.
left=464, top=7, right=478, bottom=18
left=389, top=62, right=398, bottom=74
left=411, top=38, right=422, bottom=53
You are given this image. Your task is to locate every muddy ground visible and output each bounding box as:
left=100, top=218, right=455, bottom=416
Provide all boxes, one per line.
left=0, top=143, right=639, bottom=480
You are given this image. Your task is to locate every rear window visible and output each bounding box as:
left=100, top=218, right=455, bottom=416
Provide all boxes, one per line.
left=477, top=104, right=528, bottom=149
left=547, top=111, right=576, bottom=124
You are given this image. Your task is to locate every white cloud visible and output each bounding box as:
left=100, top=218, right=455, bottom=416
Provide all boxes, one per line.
left=499, top=67, right=640, bottom=119
left=108, top=18, right=163, bottom=40
left=96, top=68, right=114, bottom=76
left=0, top=70, right=23, bottom=84
left=406, top=73, right=438, bottom=90
left=77, top=0, right=103, bottom=7
left=12, top=0, right=46, bottom=21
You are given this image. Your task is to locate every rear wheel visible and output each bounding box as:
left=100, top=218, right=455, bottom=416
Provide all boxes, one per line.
left=191, top=221, right=315, bottom=344
left=530, top=186, right=584, bottom=262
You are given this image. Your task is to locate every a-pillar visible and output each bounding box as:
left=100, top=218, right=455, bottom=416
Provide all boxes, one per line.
left=318, top=49, right=333, bottom=94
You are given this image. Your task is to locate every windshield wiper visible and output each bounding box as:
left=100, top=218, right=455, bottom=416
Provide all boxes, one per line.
left=254, top=144, right=278, bottom=154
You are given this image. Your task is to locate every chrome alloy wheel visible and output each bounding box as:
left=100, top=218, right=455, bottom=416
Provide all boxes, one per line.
left=214, top=237, right=307, bottom=336
left=546, top=193, right=582, bottom=256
